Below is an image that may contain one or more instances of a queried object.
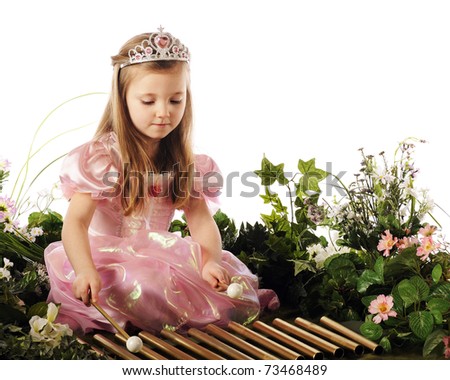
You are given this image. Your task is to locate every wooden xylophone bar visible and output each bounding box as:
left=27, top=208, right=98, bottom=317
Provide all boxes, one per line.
left=86, top=316, right=383, bottom=360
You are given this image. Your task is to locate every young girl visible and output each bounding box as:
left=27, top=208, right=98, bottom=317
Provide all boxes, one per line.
left=44, top=28, right=279, bottom=334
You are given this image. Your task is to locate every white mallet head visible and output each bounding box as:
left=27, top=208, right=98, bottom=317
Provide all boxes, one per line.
left=126, top=336, right=143, bottom=353
left=227, top=283, right=244, bottom=299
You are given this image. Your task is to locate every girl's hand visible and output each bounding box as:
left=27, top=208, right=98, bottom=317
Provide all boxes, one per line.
left=202, top=261, right=230, bottom=290
left=72, top=268, right=102, bottom=305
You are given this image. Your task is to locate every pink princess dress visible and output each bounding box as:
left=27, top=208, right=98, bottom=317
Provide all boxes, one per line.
left=44, top=132, right=279, bottom=334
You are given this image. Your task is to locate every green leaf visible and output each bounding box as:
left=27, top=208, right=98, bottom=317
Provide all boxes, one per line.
left=398, top=279, right=420, bottom=307
left=0, top=305, right=28, bottom=325
left=360, top=321, right=383, bottom=341
left=373, top=256, right=384, bottom=279
left=430, top=309, right=443, bottom=325
left=423, top=329, right=447, bottom=358
left=431, top=264, right=443, bottom=283
left=408, top=311, right=434, bottom=340
left=291, top=259, right=316, bottom=276
left=356, top=269, right=383, bottom=293
left=27, top=302, right=50, bottom=319
left=255, top=157, right=288, bottom=186
left=297, top=158, right=328, bottom=180
left=429, top=282, right=450, bottom=300
left=379, top=336, right=392, bottom=353
left=427, top=298, right=450, bottom=314
left=361, top=295, right=377, bottom=307
left=409, top=276, right=429, bottom=301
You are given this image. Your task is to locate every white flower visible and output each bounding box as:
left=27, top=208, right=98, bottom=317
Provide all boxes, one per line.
left=313, top=246, right=336, bottom=269
left=373, top=167, right=395, bottom=184
left=0, top=267, right=11, bottom=280
left=28, top=302, right=73, bottom=348
left=0, top=258, right=13, bottom=280
left=399, top=205, right=410, bottom=217
left=3, top=222, right=15, bottom=233
left=347, top=210, right=355, bottom=220
left=3, top=258, right=13, bottom=269
left=306, top=243, right=324, bottom=257
left=399, top=181, right=419, bottom=198
left=30, top=227, right=44, bottom=237
left=29, top=316, right=49, bottom=342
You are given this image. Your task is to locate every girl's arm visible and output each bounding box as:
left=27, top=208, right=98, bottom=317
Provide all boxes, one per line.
left=183, top=196, right=230, bottom=288
left=61, top=192, right=101, bottom=305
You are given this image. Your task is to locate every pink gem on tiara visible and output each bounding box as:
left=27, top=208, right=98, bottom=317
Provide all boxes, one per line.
left=155, top=35, right=169, bottom=49
left=120, top=26, right=190, bottom=68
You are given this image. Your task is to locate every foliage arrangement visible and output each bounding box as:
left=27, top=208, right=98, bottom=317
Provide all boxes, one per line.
left=214, top=139, right=449, bottom=358
left=0, top=93, right=105, bottom=359
left=2, top=121, right=449, bottom=359
left=0, top=158, right=103, bottom=359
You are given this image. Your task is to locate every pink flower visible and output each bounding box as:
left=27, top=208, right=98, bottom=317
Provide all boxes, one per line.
left=377, top=230, right=398, bottom=257
left=0, top=195, right=17, bottom=223
left=443, top=336, right=450, bottom=359
left=368, top=294, right=397, bottom=324
left=416, top=236, right=440, bottom=261
left=396, top=236, right=419, bottom=252
left=0, top=158, right=11, bottom=171
left=418, top=223, right=437, bottom=237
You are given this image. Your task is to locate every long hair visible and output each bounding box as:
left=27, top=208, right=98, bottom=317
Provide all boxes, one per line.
left=95, top=33, right=194, bottom=215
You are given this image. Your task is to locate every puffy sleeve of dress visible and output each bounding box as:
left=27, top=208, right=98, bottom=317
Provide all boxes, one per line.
left=59, top=133, right=120, bottom=200
left=192, top=154, right=223, bottom=215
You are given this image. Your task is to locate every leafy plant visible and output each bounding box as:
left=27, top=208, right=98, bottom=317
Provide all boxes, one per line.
left=0, top=93, right=107, bottom=359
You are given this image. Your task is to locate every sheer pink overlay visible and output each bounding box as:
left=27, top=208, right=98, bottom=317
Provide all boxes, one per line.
left=45, top=132, right=278, bottom=334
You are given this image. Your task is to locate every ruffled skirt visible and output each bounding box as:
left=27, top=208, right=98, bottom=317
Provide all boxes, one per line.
left=44, top=230, right=264, bottom=334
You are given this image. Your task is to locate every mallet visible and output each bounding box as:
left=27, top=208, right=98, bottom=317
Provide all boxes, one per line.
left=91, top=301, right=143, bottom=353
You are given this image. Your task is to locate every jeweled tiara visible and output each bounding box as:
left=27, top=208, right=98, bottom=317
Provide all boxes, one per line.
left=120, top=26, right=190, bottom=68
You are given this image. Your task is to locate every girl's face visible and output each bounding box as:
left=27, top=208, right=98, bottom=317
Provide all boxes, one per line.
left=126, top=65, right=188, bottom=143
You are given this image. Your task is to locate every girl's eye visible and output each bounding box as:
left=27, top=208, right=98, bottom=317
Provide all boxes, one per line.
left=170, top=99, right=183, bottom=105
left=141, top=100, right=154, bottom=105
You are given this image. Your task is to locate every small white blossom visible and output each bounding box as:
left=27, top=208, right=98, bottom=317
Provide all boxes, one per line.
left=3, top=222, right=15, bottom=233
left=30, top=227, right=44, bottom=237
left=0, top=158, right=11, bottom=171
left=0, top=267, right=11, bottom=280
left=373, top=167, right=395, bottom=185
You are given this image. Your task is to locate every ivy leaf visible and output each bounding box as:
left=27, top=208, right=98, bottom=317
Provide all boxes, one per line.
left=409, top=311, right=434, bottom=340
left=297, top=158, right=328, bottom=180
left=255, top=157, right=288, bottom=186
left=291, top=259, right=316, bottom=276
left=360, top=321, right=383, bottom=341
left=296, top=158, right=327, bottom=197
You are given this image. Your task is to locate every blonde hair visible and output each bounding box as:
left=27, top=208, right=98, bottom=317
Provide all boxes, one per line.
left=95, top=33, right=194, bottom=215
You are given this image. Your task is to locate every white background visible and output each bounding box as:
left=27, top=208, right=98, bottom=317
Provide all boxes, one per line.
left=1, top=0, right=449, bottom=233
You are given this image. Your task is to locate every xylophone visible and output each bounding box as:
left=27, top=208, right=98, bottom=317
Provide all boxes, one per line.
left=80, top=313, right=383, bottom=360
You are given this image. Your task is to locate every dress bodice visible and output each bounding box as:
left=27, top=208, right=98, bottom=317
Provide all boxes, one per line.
left=59, top=132, right=221, bottom=237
